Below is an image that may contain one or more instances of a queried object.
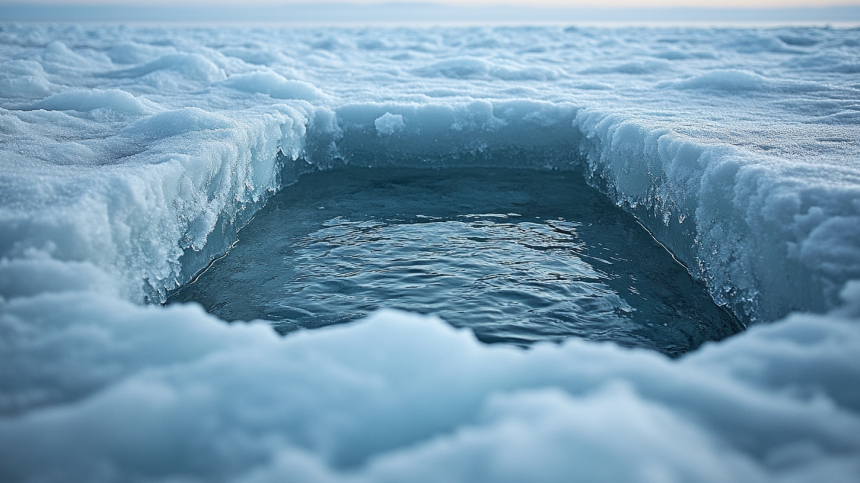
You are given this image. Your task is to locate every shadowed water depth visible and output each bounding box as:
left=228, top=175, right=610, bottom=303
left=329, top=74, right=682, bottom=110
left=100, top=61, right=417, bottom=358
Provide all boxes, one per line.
left=171, top=167, right=742, bottom=356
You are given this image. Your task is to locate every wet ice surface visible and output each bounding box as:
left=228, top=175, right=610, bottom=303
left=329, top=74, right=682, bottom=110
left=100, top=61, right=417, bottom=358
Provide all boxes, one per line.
left=171, top=167, right=741, bottom=356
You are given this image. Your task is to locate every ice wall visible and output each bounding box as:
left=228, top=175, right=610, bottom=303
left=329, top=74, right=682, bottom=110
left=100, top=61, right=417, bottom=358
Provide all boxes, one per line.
left=320, top=99, right=859, bottom=323
left=1, top=100, right=313, bottom=301
left=5, top=92, right=856, bottom=320
left=4, top=25, right=859, bottom=321
left=572, top=109, right=860, bottom=322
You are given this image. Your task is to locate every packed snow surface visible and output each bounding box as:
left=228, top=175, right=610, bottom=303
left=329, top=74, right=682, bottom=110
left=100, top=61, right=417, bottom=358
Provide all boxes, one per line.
left=1, top=23, right=859, bottom=482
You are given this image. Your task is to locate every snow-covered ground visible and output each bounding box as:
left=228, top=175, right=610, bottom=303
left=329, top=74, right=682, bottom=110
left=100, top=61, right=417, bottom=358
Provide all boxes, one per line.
left=1, top=23, right=859, bottom=481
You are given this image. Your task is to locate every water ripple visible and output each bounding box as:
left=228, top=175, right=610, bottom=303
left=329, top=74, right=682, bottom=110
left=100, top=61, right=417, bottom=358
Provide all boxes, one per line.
left=170, top=167, right=742, bottom=356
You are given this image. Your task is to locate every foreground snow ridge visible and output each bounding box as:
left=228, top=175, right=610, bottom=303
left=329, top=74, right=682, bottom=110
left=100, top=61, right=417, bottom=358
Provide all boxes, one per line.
left=1, top=24, right=859, bottom=482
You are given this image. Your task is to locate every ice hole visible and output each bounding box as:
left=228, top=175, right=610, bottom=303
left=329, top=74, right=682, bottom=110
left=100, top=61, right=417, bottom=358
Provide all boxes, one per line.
left=170, top=166, right=742, bottom=356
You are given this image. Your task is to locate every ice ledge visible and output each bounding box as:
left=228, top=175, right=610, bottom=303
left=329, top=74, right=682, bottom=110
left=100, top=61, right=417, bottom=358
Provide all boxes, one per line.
left=2, top=98, right=858, bottom=325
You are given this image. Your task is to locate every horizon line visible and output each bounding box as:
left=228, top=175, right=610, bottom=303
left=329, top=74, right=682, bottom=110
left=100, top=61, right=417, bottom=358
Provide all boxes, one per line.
left=2, top=3, right=860, bottom=24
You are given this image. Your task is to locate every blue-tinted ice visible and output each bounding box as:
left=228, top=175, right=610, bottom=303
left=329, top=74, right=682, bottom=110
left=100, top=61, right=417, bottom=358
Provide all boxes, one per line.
left=171, top=167, right=742, bottom=356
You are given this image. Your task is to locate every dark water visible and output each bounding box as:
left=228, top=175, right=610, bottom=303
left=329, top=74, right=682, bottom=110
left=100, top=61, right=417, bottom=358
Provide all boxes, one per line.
left=170, top=167, right=742, bottom=356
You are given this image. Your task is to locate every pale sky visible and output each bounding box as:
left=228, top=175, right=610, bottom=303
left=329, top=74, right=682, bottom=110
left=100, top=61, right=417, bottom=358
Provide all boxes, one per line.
left=8, top=0, right=860, bottom=7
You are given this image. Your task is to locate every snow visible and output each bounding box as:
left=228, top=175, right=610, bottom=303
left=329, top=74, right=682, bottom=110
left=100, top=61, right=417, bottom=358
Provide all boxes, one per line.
left=222, top=72, right=327, bottom=101
left=32, top=88, right=160, bottom=115
left=1, top=23, right=859, bottom=482
left=374, top=112, right=405, bottom=136
left=3, top=302, right=860, bottom=482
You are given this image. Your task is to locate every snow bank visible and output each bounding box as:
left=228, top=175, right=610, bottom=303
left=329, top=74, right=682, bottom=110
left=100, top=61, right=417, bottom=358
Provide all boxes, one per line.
left=1, top=303, right=859, bottom=482
left=221, top=72, right=327, bottom=101
left=32, top=88, right=160, bottom=115
left=105, top=53, right=226, bottom=85
left=669, top=69, right=771, bottom=91
left=0, top=101, right=312, bottom=301
left=415, top=57, right=558, bottom=81
left=0, top=60, right=52, bottom=99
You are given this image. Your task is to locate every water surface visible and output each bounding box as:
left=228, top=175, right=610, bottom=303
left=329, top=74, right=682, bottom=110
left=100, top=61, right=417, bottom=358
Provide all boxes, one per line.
left=171, top=167, right=742, bottom=356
